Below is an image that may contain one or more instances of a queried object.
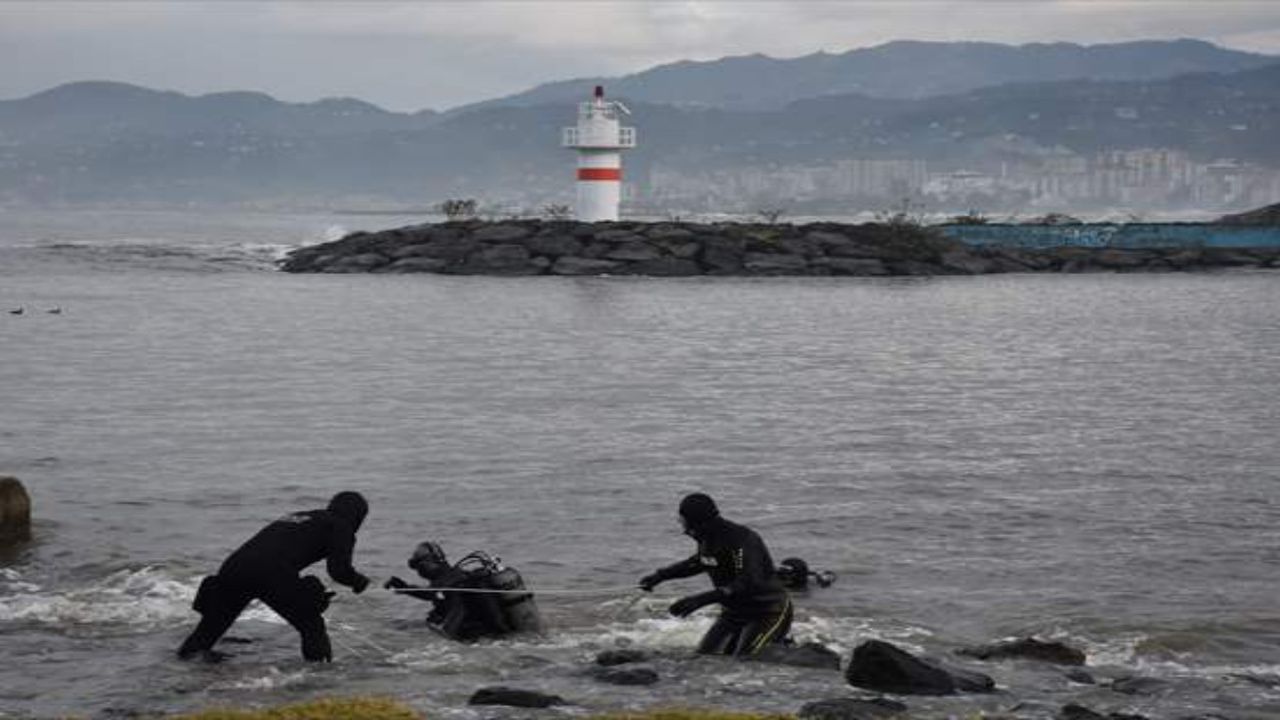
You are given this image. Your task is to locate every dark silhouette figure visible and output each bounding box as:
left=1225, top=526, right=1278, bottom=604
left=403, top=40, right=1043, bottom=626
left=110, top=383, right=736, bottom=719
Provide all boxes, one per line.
left=640, top=493, right=792, bottom=656
left=178, top=491, right=371, bottom=662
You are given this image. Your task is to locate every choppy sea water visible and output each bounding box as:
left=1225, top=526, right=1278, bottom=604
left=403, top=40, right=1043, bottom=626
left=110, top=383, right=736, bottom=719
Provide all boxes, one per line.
left=1, top=209, right=1279, bottom=719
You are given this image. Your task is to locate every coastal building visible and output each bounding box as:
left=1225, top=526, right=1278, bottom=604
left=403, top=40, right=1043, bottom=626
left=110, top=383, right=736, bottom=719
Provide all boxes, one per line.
left=562, top=86, right=635, bottom=221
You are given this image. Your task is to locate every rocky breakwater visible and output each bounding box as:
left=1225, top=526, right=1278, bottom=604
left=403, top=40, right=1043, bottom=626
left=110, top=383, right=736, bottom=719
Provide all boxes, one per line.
left=280, top=220, right=1280, bottom=277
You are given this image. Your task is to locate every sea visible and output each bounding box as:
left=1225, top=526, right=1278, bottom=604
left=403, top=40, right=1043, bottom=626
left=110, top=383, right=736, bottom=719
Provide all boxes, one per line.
left=1, top=208, right=1278, bottom=719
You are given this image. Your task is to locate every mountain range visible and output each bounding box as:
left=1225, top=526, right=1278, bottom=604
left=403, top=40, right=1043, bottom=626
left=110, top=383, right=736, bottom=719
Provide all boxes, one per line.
left=0, top=39, right=1276, bottom=210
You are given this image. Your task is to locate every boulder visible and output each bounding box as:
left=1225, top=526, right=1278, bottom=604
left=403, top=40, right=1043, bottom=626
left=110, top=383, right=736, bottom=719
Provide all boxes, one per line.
left=468, top=687, right=564, bottom=708
left=620, top=258, right=703, bottom=277
left=472, top=224, right=531, bottom=243
left=753, top=642, right=842, bottom=670
left=409, top=238, right=478, bottom=262
left=700, top=236, right=745, bottom=272
left=596, top=649, right=650, bottom=666
left=824, top=258, right=890, bottom=276
left=1058, top=704, right=1149, bottom=720
left=798, top=697, right=907, bottom=720
left=605, top=241, right=663, bottom=262
left=744, top=252, right=809, bottom=274
left=383, top=257, right=448, bottom=274
left=939, top=249, right=1000, bottom=275
left=589, top=666, right=659, bottom=686
left=645, top=225, right=697, bottom=242
left=551, top=257, right=623, bottom=276
left=594, top=229, right=645, bottom=243
left=957, top=638, right=1087, bottom=666
left=0, top=477, right=32, bottom=544
left=527, top=234, right=584, bottom=258
left=1109, top=675, right=1167, bottom=696
left=844, top=640, right=995, bottom=696
left=321, top=252, right=389, bottom=273
left=459, top=244, right=539, bottom=275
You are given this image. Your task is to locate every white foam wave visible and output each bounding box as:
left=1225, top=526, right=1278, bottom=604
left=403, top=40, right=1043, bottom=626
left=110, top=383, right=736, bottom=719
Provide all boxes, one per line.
left=0, top=567, right=281, bottom=629
left=209, top=667, right=312, bottom=691
left=322, top=225, right=349, bottom=243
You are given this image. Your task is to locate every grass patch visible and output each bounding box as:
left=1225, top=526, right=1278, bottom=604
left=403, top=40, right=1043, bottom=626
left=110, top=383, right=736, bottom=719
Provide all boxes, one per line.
left=170, top=697, right=421, bottom=720
left=170, top=698, right=796, bottom=720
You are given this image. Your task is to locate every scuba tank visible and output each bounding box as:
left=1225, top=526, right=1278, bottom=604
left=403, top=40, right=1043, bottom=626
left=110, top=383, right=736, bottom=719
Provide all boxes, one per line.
left=455, top=551, right=544, bottom=635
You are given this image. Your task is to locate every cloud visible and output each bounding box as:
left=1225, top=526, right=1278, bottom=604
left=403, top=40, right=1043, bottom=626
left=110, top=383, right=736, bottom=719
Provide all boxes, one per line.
left=0, top=0, right=1277, bottom=110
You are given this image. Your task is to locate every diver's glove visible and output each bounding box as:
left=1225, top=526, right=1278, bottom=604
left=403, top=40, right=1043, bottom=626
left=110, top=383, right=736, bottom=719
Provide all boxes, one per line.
left=351, top=574, right=371, bottom=595
left=639, top=571, right=666, bottom=592
left=385, top=576, right=409, bottom=590
left=669, top=589, right=722, bottom=618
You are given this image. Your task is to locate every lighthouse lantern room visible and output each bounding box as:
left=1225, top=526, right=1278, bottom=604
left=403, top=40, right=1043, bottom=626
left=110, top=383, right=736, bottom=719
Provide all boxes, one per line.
left=562, top=86, right=635, bottom=222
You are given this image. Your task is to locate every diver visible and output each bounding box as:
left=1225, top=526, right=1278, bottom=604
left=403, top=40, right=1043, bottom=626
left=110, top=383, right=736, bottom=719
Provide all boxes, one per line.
left=177, top=491, right=371, bottom=662
left=384, top=541, right=542, bottom=642
left=776, top=557, right=836, bottom=592
left=639, top=492, right=793, bottom=657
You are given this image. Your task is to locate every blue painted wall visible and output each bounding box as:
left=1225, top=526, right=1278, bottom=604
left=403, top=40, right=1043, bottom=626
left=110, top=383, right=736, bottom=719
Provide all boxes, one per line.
left=938, top=224, right=1280, bottom=249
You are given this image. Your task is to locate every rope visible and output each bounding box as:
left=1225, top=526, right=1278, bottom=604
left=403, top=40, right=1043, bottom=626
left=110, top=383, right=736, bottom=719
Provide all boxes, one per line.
left=382, top=584, right=647, bottom=598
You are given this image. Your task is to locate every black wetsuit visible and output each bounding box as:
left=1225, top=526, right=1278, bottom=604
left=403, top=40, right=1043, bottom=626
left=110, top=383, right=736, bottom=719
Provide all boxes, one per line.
left=178, top=494, right=369, bottom=661
left=655, top=516, right=793, bottom=656
left=395, top=565, right=514, bottom=641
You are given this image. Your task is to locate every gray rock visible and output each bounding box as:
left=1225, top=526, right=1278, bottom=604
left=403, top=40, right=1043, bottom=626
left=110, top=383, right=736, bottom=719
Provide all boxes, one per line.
left=0, top=477, right=32, bottom=544
left=845, top=640, right=995, bottom=696
left=551, top=257, right=623, bottom=276
left=620, top=258, right=702, bottom=277
left=939, top=249, right=999, bottom=274
left=463, top=245, right=541, bottom=275
left=472, top=224, right=531, bottom=243
left=384, top=257, right=448, bottom=274
left=779, top=236, right=821, bottom=257
left=1065, top=668, right=1096, bottom=684
left=605, top=241, right=663, bottom=262
left=1110, top=675, right=1167, bottom=696
left=596, top=649, right=651, bottom=666
left=323, top=253, right=389, bottom=273
left=805, top=231, right=854, bottom=250
left=824, top=258, right=890, bottom=276
left=798, top=697, right=907, bottom=720
left=594, top=229, right=645, bottom=243
left=754, top=642, right=842, bottom=670
left=958, top=638, right=1087, bottom=666
left=389, top=243, right=437, bottom=260
left=468, top=687, right=564, bottom=708
left=411, top=238, right=478, bottom=262
left=589, top=666, right=659, bottom=686
left=645, top=225, right=697, bottom=242
left=527, top=234, right=584, bottom=258
left=701, top=236, right=745, bottom=272
left=744, top=252, right=809, bottom=274
left=1058, top=704, right=1150, bottom=720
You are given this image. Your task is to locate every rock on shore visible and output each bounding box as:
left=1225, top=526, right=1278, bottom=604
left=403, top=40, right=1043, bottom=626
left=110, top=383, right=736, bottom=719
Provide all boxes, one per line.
left=0, top=476, right=31, bottom=545
left=279, top=220, right=1280, bottom=277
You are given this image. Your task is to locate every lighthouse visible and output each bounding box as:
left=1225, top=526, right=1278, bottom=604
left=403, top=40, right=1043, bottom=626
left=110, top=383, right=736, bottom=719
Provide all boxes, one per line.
left=562, top=86, right=636, bottom=222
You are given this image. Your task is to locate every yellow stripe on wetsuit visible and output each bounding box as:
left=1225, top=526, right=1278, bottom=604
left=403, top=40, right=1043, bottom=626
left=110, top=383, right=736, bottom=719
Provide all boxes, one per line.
left=748, top=595, right=792, bottom=656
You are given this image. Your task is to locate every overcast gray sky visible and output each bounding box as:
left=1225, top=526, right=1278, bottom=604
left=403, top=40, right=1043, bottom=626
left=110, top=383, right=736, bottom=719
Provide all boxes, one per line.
left=1, top=1, right=1278, bottom=111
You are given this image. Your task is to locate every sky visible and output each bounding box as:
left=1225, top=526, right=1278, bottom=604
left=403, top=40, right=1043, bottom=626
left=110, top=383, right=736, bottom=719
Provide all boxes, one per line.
left=1, top=0, right=1278, bottom=112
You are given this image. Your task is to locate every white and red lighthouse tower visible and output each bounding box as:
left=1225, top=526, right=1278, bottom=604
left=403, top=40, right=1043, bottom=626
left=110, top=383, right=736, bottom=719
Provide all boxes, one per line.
left=562, top=86, right=636, bottom=222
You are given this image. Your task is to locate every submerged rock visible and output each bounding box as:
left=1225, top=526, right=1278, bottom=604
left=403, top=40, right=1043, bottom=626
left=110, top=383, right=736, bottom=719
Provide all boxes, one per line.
left=468, top=686, right=564, bottom=708
left=753, top=642, right=842, bottom=670
left=798, top=696, right=908, bottom=720
left=596, top=648, right=651, bottom=666
left=844, top=640, right=995, bottom=696
left=589, top=666, right=660, bottom=686
left=958, top=637, right=1087, bottom=666
left=0, top=476, right=31, bottom=545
